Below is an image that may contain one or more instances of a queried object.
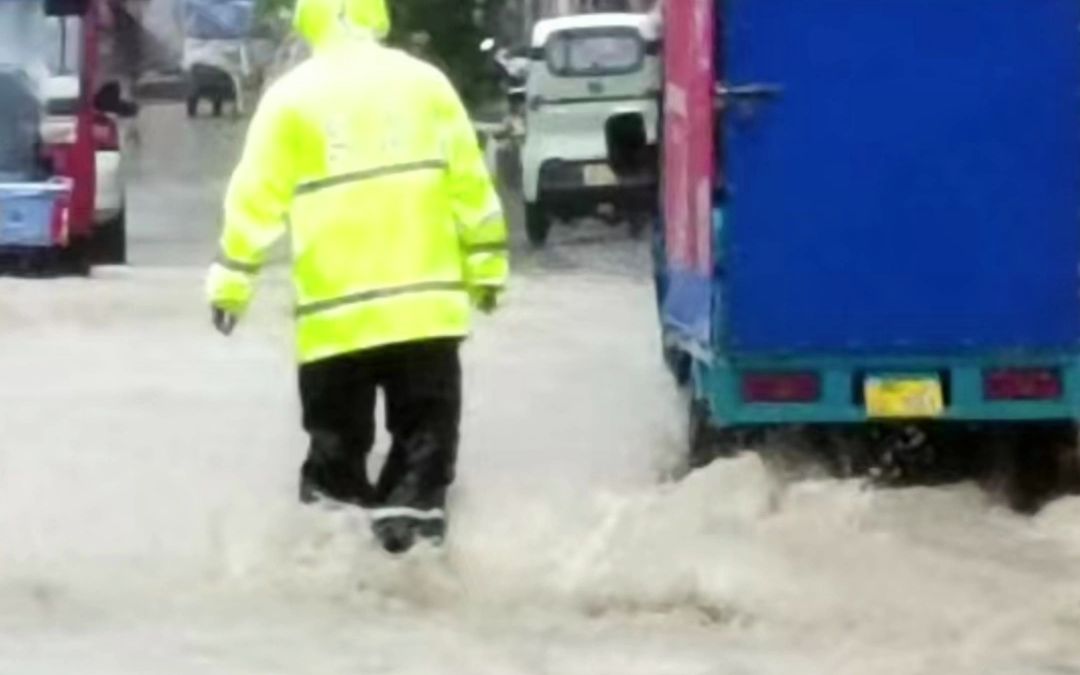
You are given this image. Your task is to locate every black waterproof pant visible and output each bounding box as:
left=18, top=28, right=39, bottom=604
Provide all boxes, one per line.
left=298, top=338, right=461, bottom=515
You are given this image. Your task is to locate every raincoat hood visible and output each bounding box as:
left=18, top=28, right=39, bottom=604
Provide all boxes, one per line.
left=293, top=0, right=390, bottom=48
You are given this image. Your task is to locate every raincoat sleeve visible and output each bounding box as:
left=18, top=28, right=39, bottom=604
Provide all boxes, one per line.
left=205, top=83, right=299, bottom=314
left=435, top=75, right=509, bottom=294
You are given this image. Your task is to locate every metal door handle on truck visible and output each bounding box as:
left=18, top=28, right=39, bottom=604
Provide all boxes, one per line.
left=715, top=83, right=784, bottom=104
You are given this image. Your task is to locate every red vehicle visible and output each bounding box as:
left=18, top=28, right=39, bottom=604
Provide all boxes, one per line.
left=0, top=0, right=132, bottom=274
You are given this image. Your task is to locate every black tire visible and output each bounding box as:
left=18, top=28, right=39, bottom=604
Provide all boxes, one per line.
left=525, top=203, right=551, bottom=247
left=628, top=211, right=651, bottom=240
left=983, top=422, right=1080, bottom=512
left=186, top=96, right=199, bottom=118
left=57, top=236, right=92, bottom=276
left=688, top=398, right=742, bottom=469
left=90, top=211, right=127, bottom=265
left=663, top=345, right=691, bottom=387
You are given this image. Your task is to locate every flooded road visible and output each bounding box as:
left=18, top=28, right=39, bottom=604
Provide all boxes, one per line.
left=1, top=105, right=1079, bottom=675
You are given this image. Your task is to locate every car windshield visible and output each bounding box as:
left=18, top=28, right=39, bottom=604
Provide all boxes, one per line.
left=0, top=0, right=80, bottom=83
left=545, top=28, right=644, bottom=78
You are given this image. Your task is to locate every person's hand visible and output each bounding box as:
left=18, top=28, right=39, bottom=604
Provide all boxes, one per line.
left=211, top=306, right=239, bottom=336
left=472, top=287, right=500, bottom=315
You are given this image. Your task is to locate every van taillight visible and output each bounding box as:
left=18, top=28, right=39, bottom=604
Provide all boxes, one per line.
left=742, top=372, right=821, bottom=403
left=92, top=115, right=119, bottom=150
left=984, top=369, right=1062, bottom=401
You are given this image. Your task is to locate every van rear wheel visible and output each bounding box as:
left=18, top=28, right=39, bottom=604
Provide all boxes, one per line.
left=525, top=203, right=551, bottom=247
left=628, top=211, right=651, bottom=240
left=91, top=210, right=127, bottom=265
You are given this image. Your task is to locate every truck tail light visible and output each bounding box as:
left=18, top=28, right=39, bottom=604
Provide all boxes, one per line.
left=92, top=114, right=120, bottom=151
left=742, top=372, right=821, bottom=403
left=50, top=200, right=70, bottom=245
left=48, top=179, right=73, bottom=246
left=984, top=368, right=1062, bottom=401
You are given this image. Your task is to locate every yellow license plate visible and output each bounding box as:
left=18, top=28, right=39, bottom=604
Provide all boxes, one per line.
left=583, top=163, right=617, bottom=187
left=865, top=377, right=944, bottom=419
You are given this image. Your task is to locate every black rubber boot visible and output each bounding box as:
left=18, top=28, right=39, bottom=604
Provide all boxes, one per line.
left=371, top=515, right=447, bottom=554
left=298, top=431, right=375, bottom=508
left=372, top=517, right=417, bottom=554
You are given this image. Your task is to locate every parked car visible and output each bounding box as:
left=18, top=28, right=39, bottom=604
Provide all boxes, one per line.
left=521, top=12, right=660, bottom=246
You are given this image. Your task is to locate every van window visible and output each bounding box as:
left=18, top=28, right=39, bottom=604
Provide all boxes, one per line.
left=545, top=28, right=644, bottom=78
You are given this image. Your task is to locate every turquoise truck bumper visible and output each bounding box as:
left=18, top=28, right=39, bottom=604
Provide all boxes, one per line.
left=694, top=354, right=1080, bottom=428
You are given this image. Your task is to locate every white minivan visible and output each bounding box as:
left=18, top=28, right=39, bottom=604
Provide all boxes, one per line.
left=521, top=13, right=660, bottom=246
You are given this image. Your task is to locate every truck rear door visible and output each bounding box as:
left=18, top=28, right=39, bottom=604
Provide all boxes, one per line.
left=722, top=0, right=1080, bottom=355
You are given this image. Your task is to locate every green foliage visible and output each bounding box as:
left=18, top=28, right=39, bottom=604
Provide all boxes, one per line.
left=387, top=0, right=505, bottom=105
left=251, top=0, right=505, bottom=105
